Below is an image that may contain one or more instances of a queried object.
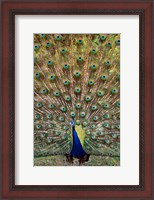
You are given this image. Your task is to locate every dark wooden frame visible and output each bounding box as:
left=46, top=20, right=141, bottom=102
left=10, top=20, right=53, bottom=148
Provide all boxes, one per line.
left=0, top=0, right=153, bottom=199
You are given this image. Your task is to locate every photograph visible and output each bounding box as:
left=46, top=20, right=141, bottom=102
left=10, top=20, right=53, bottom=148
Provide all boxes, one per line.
left=34, top=34, right=120, bottom=166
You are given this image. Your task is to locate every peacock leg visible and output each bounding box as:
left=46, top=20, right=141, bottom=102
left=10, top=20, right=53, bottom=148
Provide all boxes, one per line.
left=79, top=154, right=90, bottom=165
left=65, top=154, right=73, bottom=163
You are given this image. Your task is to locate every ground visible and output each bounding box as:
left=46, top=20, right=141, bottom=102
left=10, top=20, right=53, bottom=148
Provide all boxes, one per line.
left=34, top=155, right=120, bottom=166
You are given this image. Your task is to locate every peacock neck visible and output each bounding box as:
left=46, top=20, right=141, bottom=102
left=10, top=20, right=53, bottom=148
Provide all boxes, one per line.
left=70, top=125, right=86, bottom=158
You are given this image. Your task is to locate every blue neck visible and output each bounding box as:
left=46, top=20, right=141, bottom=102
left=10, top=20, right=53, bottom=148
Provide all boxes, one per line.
left=70, top=126, right=86, bottom=158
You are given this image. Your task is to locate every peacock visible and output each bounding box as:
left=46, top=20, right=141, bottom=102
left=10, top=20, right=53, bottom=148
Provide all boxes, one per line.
left=34, top=34, right=120, bottom=166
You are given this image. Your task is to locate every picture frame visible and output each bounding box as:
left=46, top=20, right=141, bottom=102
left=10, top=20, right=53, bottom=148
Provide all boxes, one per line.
left=1, top=0, right=153, bottom=199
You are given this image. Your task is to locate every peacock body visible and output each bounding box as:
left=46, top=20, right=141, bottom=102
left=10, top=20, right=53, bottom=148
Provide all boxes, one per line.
left=34, top=34, right=120, bottom=166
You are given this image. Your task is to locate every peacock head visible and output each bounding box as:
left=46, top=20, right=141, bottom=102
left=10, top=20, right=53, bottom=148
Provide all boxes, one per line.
left=70, top=121, right=75, bottom=126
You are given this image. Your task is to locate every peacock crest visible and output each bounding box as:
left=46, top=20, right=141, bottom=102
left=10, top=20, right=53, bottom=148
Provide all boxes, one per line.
left=34, top=34, right=120, bottom=166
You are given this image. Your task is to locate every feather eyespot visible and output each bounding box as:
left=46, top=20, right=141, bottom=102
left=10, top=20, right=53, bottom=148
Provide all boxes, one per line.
left=34, top=114, right=40, bottom=120
left=36, top=102, right=43, bottom=108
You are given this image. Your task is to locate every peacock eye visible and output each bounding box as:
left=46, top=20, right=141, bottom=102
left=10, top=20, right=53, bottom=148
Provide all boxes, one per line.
left=74, top=71, right=81, bottom=77
left=40, top=34, right=45, bottom=38
left=41, top=88, right=48, bottom=94
left=90, top=64, right=97, bottom=70
left=64, top=95, right=71, bottom=101
left=75, top=120, right=80, bottom=125
left=85, top=96, right=91, bottom=102
left=104, top=113, right=110, bottom=119
left=63, top=135, right=69, bottom=140
left=48, top=123, right=54, bottom=128
left=83, top=121, right=88, bottom=127
left=116, top=39, right=120, bottom=45
left=115, top=124, right=120, bottom=129
left=58, top=116, right=65, bottom=122
left=100, top=35, right=106, bottom=40
left=103, top=122, right=109, bottom=128
left=91, top=49, right=97, bottom=54
left=47, top=114, right=53, bottom=119
left=55, top=131, right=61, bottom=136
left=36, top=124, right=42, bottom=129
left=77, top=39, right=83, bottom=44
left=97, top=91, right=102, bottom=97
left=49, top=75, right=55, bottom=81
left=112, top=133, right=117, bottom=138
left=93, top=116, right=98, bottom=121
left=67, top=97, right=70, bottom=101
left=75, top=103, right=81, bottom=109
left=70, top=112, right=75, bottom=117
left=47, top=137, right=53, bottom=143
left=37, top=102, right=43, bottom=108
left=105, top=139, right=110, bottom=144
left=41, top=132, right=46, bottom=138
left=91, top=105, right=97, bottom=111
left=49, top=104, right=54, bottom=109
left=103, top=103, right=109, bottom=109
left=54, top=91, right=60, bottom=97
left=46, top=42, right=51, bottom=47
left=91, top=134, right=95, bottom=140
left=101, top=75, right=107, bottom=80
left=55, top=35, right=62, bottom=41
left=80, top=111, right=86, bottom=117
left=77, top=57, right=83, bottom=61
left=65, top=81, right=69, bottom=85
left=85, top=130, right=91, bottom=135
left=61, top=49, right=66, bottom=53
left=35, top=114, right=40, bottom=120
left=75, top=86, right=81, bottom=93
left=116, top=101, right=120, bottom=107
left=88, top=80, right=94, bottom=86
left=60, top=106, right=66, bottom=112
left=107, top=42, right=111, bottom=47
left=34, top=45, right=39, bottom=50
left=47, top=60, right=53, bottom=66
left=66, top=131, right=71, bottom=135
left=111, top=88, right=118, bottom=94
left=63, top=79, right=70, bottom=86
left=35, top=72, right=40, bottom=78
left=90, top=124, right=95, bottom=129
left=63, top=64, right=69, bottom=69
left=105, top=61, right=110, bottom=66
left=63, top=125, right=69, bottom=130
